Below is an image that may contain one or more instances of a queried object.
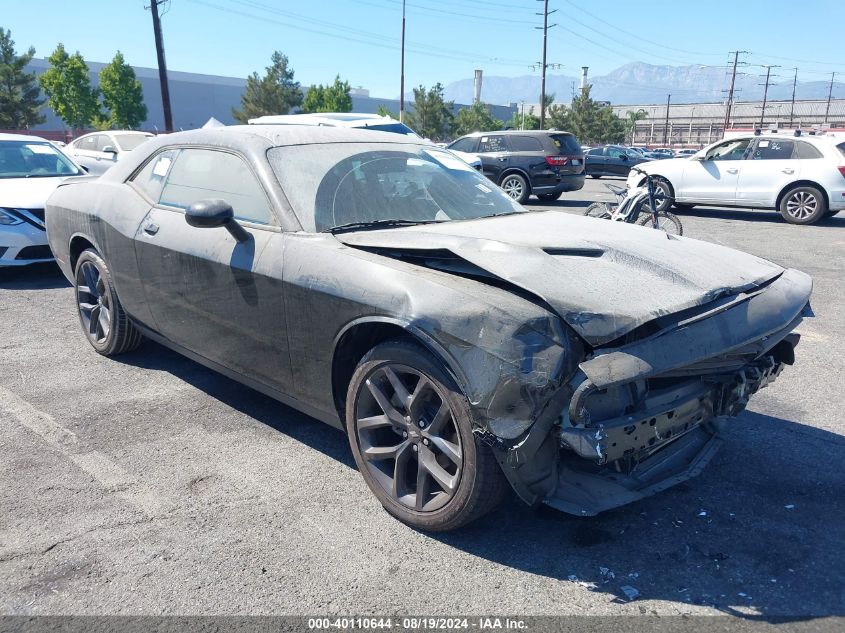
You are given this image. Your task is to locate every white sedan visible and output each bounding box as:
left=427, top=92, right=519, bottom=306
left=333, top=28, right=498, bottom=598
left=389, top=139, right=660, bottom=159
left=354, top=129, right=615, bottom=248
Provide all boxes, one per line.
left=627, top=132, right=845, bottom=224
left=0, top=133, right=87, bottom=266
left=66, top=130, right=153, bottom=176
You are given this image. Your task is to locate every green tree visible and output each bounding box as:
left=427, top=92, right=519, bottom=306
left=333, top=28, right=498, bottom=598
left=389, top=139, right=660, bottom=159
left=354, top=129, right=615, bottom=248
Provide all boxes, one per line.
left=547, top=86, right=625, bottom=144
left=624, top=108, right=648, bottom=143
left=452, top=101, right=501, bottom=136
left=376, top=104, right=398, bottom=119
left=301, top=74, right=352, bottom=113
left=96, top=51, right=146, bottom=129
left=0, top=27, right=44, bottom=128
left=409, top=83, right=453, bottom=142
left=39, top=44, right=99, bottom=130
left=507, top=106, right=540, bottom=130
left=232, top=51, right=303, bottom=123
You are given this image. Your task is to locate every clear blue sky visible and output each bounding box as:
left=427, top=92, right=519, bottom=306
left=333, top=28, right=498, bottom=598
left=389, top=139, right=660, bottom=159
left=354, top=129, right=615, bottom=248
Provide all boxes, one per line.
left=3, top=0, right=841, bottom=98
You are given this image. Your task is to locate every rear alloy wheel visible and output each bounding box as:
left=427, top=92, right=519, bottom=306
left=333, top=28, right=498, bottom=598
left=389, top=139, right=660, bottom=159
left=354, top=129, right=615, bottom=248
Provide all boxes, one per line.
left=74, top=248, right=143, bottom=356
left=537, top=192, right=562, bottom=202
left=346, top=341, right=507, bottom=531
left=780, top=186, right=827, bottom=225
left=500, top=173, right=529, bottom=204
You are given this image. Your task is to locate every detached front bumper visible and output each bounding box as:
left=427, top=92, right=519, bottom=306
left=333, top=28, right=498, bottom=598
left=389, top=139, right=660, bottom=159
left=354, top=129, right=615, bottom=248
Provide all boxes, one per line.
left=495, top=268, right=812, bottom=515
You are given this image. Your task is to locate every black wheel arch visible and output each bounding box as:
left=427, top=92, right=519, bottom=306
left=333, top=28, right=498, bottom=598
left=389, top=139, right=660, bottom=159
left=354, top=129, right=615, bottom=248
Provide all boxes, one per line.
left=69, top=233, right=101, bottom=271
left=331, top=317, right=472, bottom=424
left=498, top=167, right=531, bottom=188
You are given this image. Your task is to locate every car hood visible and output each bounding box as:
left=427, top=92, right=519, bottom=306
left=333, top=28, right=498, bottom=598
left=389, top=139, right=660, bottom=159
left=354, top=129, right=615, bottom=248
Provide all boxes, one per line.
left=0, top=176, right=82, bottom=208
left=337, top=211, right=785, bottom=345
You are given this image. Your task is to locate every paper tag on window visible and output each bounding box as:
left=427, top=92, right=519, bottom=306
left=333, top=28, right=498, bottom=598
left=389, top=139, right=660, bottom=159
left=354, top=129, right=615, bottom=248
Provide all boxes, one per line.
left=152, top=156, right=171, bottom=177
left=26, top=144, right=55, bottom=154
left=480, top=137, right=488, bottom=143
left=758, top=141, right=770, bottom=147
left=424, top=149, right=475, bottom=172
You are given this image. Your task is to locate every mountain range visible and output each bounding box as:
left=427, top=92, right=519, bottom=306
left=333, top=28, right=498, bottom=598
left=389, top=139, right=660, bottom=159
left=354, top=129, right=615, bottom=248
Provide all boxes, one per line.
left=440, top=62, right=842, bottom=106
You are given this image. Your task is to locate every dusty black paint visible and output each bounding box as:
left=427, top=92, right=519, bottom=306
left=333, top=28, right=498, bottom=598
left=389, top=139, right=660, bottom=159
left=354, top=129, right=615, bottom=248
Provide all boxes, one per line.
left=45, top=125, right=813, bottom=515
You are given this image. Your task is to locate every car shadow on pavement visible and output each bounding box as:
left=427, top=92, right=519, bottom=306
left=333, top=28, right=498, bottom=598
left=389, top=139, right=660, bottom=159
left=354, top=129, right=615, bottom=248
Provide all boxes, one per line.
left=682, top=207, right=845, bottom=227
left=114, top=341, right=357, bottom=470
left=0, top=262, right=70, bottom=289
left=530, top=199, right=592, bottom=209
left=109, top=344, right=845, bottom=620
left=430, top=410, right=845, bottom=621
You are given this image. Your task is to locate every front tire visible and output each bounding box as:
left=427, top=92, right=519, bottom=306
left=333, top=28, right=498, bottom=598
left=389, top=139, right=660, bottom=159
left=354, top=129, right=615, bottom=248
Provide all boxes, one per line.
left=499, top=173, right=530, bottom=204
left=346, top=341, right=507, bottom=531
left=74, top=248, right=143, bottom=356
left=636, top=210, right=684, bottom=235
left=780, top=185, right=827, bottom=224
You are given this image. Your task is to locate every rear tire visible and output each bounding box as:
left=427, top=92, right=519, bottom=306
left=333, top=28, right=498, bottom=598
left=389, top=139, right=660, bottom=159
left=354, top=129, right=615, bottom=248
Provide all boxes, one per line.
left=780, top=185, right=828, bottom=224
left=636, top=210, right=684, bottom=235
left=584, top=202, right=612, bottom=219
left=499, top=173, right=530, bottom=204
left=74, top=248, right=143, bottom=356
left=537, top=192, right=562, bottom=202
left=346, top=340, right=507, bottom=531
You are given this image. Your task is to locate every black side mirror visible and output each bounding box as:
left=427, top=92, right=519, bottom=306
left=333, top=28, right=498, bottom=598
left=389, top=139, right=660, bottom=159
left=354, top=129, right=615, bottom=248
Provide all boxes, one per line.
left=185, top=198, right=250, bottom=243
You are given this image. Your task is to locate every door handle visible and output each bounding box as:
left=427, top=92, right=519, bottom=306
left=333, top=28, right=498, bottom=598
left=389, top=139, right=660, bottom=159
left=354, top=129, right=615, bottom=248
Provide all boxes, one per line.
left=497, top=157, right=507, bottom=162
left=726, top=168, right=739, bottom=174
left=143, top=223, right=159, bottom=235
left=782, top=168, right=795, bottom=174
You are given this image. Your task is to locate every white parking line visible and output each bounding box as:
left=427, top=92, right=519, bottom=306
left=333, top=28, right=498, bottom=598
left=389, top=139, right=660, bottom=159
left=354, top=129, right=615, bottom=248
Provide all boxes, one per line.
left=0, top=386, right=165, bottom=518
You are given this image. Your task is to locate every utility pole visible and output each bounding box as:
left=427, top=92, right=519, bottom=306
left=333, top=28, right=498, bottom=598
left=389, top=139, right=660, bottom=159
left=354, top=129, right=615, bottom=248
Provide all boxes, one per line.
left=758, top=65, right=779, bottom=128
left=148, top=0, right=173, bottom=132
left=535, top=0, right=557, bottom=129
left=723, top=50, right=748, bottom=133
left=662, top=94, right=671, bottom=145
left=824, top=72, right=836, bottom=124
left=789, top=68, right=798, bottom=128
left=399, top=0, right=406, bottom=123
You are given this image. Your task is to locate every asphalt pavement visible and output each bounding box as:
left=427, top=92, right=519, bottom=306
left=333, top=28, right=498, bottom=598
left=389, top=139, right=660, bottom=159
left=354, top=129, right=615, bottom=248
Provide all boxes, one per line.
left=1, top=177, right=844, bottom=622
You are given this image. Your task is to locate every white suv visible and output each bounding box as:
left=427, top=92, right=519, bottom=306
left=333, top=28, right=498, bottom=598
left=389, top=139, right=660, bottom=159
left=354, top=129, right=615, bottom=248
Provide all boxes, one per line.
left=248, top=112, right=483, bottom=170
left=66, top=130, right=153, bottom=176
left=626, top=132, right=845, bottom=225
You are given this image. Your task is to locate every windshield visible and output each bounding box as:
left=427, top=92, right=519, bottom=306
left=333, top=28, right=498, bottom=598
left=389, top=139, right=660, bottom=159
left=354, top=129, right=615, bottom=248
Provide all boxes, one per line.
left=114, top=134, right=151, bottom=151
left=268, top=143, right=524, bottom=232
left=359, top=122, right=420, bottom=137
left=0, top=141, right=81, bottom=179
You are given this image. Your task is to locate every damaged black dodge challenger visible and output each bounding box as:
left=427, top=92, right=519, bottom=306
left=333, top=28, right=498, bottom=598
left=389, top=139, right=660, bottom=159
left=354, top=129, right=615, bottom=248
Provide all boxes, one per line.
left=45, top=126, right=813, bottom=531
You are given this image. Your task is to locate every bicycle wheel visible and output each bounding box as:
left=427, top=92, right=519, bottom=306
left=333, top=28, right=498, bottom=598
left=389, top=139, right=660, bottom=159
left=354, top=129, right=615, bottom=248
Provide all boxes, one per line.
left=584, top=202, right=613, bottom=220
left=636, top=210, right=683, bottom=236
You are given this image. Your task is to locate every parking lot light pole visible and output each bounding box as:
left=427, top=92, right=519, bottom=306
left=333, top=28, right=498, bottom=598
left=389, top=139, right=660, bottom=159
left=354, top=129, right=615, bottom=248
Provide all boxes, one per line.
left=824, top=72, right=836, bottom=124
left=535, top=0, right=556, bottom=129
left=663, top=94, right=671, bottom=145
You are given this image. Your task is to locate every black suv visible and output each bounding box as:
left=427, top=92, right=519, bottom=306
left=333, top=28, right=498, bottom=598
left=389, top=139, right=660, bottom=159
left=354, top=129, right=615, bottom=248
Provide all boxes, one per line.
left=447, top=130, right=585, bottom=203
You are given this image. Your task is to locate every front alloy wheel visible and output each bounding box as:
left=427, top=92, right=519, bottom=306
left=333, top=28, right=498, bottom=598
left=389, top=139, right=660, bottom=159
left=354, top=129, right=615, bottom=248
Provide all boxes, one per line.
left=355, top=364, right=463, bottom=512
left=346, top=341, right=507, bottom=531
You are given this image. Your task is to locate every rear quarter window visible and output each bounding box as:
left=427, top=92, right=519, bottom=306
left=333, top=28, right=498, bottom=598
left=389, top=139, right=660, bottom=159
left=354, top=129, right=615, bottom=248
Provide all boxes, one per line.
left=837, top=142, right=845, bottom=158
left=508, top=135, right=544, bottom=151
left=549, top=133, right=582, bottom=154
left=793, top=141, right=823, bottom=159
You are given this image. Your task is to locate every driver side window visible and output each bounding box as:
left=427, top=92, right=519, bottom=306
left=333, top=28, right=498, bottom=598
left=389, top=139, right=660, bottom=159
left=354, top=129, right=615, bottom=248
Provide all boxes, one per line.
left=704, top=138, right=751, bottom=161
